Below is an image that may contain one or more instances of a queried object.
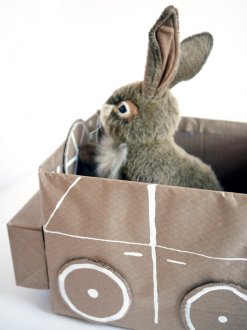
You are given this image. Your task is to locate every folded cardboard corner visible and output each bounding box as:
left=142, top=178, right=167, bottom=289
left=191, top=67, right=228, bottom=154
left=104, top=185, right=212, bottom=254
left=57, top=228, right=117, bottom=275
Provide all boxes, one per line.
left=7, top=193, right=49, bottom=289
left=7, top=115, right=247, bottom=329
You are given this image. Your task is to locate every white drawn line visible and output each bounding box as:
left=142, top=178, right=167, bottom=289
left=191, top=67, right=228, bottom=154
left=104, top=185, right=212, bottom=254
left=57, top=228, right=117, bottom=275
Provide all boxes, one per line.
left=157, top=245, right=247, bottom=262
left=64, top=122, right=82, bottom=174
left=79, top=122, right=88, bottom=146
left=71, top=132, right=79, bottom=153
left=44, top=230, right=247, bottom=263
left=66, top=155, right=78, bottom=168
left=45, top=229, right=150, bottom=247
left=44, top=177, right=82, bottom=231
left=45, top=229, right=247, bottom=263
left=166, top=259, right=186, bottom=265
left=124, top=252, right=143, bottom=257
left=147, top=184, right=158, bottom=324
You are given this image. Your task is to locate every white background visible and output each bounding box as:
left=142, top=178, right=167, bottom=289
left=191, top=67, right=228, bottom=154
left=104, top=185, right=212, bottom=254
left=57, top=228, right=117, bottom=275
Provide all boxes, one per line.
left=0, top=1, right=246, bottom=329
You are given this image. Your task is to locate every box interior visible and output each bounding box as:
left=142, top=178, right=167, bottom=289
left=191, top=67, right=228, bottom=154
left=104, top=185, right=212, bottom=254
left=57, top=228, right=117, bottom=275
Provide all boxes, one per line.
left=63, top=115, right=247, bottom=194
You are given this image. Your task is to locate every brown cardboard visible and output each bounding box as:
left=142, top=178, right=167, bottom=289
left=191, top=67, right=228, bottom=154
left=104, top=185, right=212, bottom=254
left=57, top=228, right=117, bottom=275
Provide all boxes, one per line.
left=8, top=115, right=247, bottom=329
left=180, top=283, right=247, bottom=329
left=7, top=193, right=49, bottom=289
left=40, top=174, right=247, bottom=329
left=58, top=259, right=132, bottom=322
left=175, top=117, right=247, bottom=193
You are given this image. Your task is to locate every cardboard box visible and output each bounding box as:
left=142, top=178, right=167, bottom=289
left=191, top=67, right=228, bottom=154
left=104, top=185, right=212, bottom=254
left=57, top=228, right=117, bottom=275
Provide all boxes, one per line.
left=7, top=192, right=48, bottom=289
left=8, top=115, right=247, bottom=329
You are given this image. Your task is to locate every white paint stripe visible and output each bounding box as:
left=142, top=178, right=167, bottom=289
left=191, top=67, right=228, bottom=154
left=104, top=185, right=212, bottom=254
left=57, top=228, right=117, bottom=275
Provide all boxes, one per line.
left=66, top=155, right=78, bottom=168
left=124, top=252, right=143, bottom=257
left=148, top=185, right=157, bottom=247
left=45, top=229, right=247, bottom=263
left=44, top=177, right=82, bottom=231
left=71, top=132, right=79, bottom=153
left=45, top=229, right=150, bottom=247
left=166, top=259, right=187, bottom=265
left=147, top=184, right=158, bottom=324
left=157, top=245, right=247, bottom=262
left=79, top=122, right=88, bottom=146
left=185, top=285, right=247, bottom=330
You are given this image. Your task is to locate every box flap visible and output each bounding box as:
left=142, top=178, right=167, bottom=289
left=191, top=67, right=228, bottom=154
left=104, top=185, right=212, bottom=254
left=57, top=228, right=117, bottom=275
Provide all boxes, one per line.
left=7, top=193, right=49, bottom=289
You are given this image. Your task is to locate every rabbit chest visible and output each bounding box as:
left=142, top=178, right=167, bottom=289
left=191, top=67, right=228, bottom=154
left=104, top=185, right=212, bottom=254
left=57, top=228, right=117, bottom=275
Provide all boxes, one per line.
left=123, top=141, right=179, bottom=183
left=95, top=135, right=128, bottom=180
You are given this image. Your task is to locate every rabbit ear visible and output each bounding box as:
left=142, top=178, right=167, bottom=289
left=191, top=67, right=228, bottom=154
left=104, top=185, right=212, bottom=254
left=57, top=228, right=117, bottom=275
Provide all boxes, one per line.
left=170, top=33, right=213, bottom=88
left=143, top=6, right=179, bottom=97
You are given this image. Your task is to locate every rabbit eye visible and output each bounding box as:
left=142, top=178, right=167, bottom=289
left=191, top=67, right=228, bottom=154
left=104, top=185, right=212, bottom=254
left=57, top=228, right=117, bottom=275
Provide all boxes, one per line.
left=117, top=102, right=131, bottom=117
left=116, top=100, right=138, bottom=120
left=119, top=104, right=127, bottom=113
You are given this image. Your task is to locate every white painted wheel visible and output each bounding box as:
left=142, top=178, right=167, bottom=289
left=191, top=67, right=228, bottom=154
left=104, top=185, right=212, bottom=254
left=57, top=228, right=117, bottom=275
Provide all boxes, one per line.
left=58, top=259, right=132, bottom=323
left=180, top=283, right=247, bottom=330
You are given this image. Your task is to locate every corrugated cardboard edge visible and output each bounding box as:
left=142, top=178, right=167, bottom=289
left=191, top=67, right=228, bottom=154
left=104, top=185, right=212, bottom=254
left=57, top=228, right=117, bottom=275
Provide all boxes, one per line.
left=7, top=193, right=49, bottom=289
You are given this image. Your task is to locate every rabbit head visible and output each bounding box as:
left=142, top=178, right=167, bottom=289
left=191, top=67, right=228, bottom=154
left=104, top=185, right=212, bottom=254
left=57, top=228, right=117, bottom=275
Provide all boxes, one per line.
left=100, top=6, right=213, bottom=145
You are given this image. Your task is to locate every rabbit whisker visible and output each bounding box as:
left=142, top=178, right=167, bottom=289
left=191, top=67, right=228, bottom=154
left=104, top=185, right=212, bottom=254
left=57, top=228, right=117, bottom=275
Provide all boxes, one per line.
left=89, top=126, right=102, bottom=135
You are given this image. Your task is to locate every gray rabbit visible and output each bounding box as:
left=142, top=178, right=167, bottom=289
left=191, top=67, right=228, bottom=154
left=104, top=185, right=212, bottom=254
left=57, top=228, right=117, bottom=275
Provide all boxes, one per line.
left=95, top=6, right=222, bottom=191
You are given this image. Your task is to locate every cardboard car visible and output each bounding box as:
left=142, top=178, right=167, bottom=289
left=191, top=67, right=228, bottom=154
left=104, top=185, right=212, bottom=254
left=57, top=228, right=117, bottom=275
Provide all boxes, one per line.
left=8, top=114, right=247, bottom=329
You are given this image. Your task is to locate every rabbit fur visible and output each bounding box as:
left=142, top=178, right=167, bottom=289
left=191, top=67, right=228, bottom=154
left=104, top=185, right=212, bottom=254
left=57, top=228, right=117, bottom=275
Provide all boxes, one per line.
left=95, top=6, right=222, bottom=191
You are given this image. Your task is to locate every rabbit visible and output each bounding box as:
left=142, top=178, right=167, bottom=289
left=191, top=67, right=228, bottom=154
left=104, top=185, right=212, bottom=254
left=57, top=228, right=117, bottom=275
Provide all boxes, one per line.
left=95, top=5, right=222, bottom=191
